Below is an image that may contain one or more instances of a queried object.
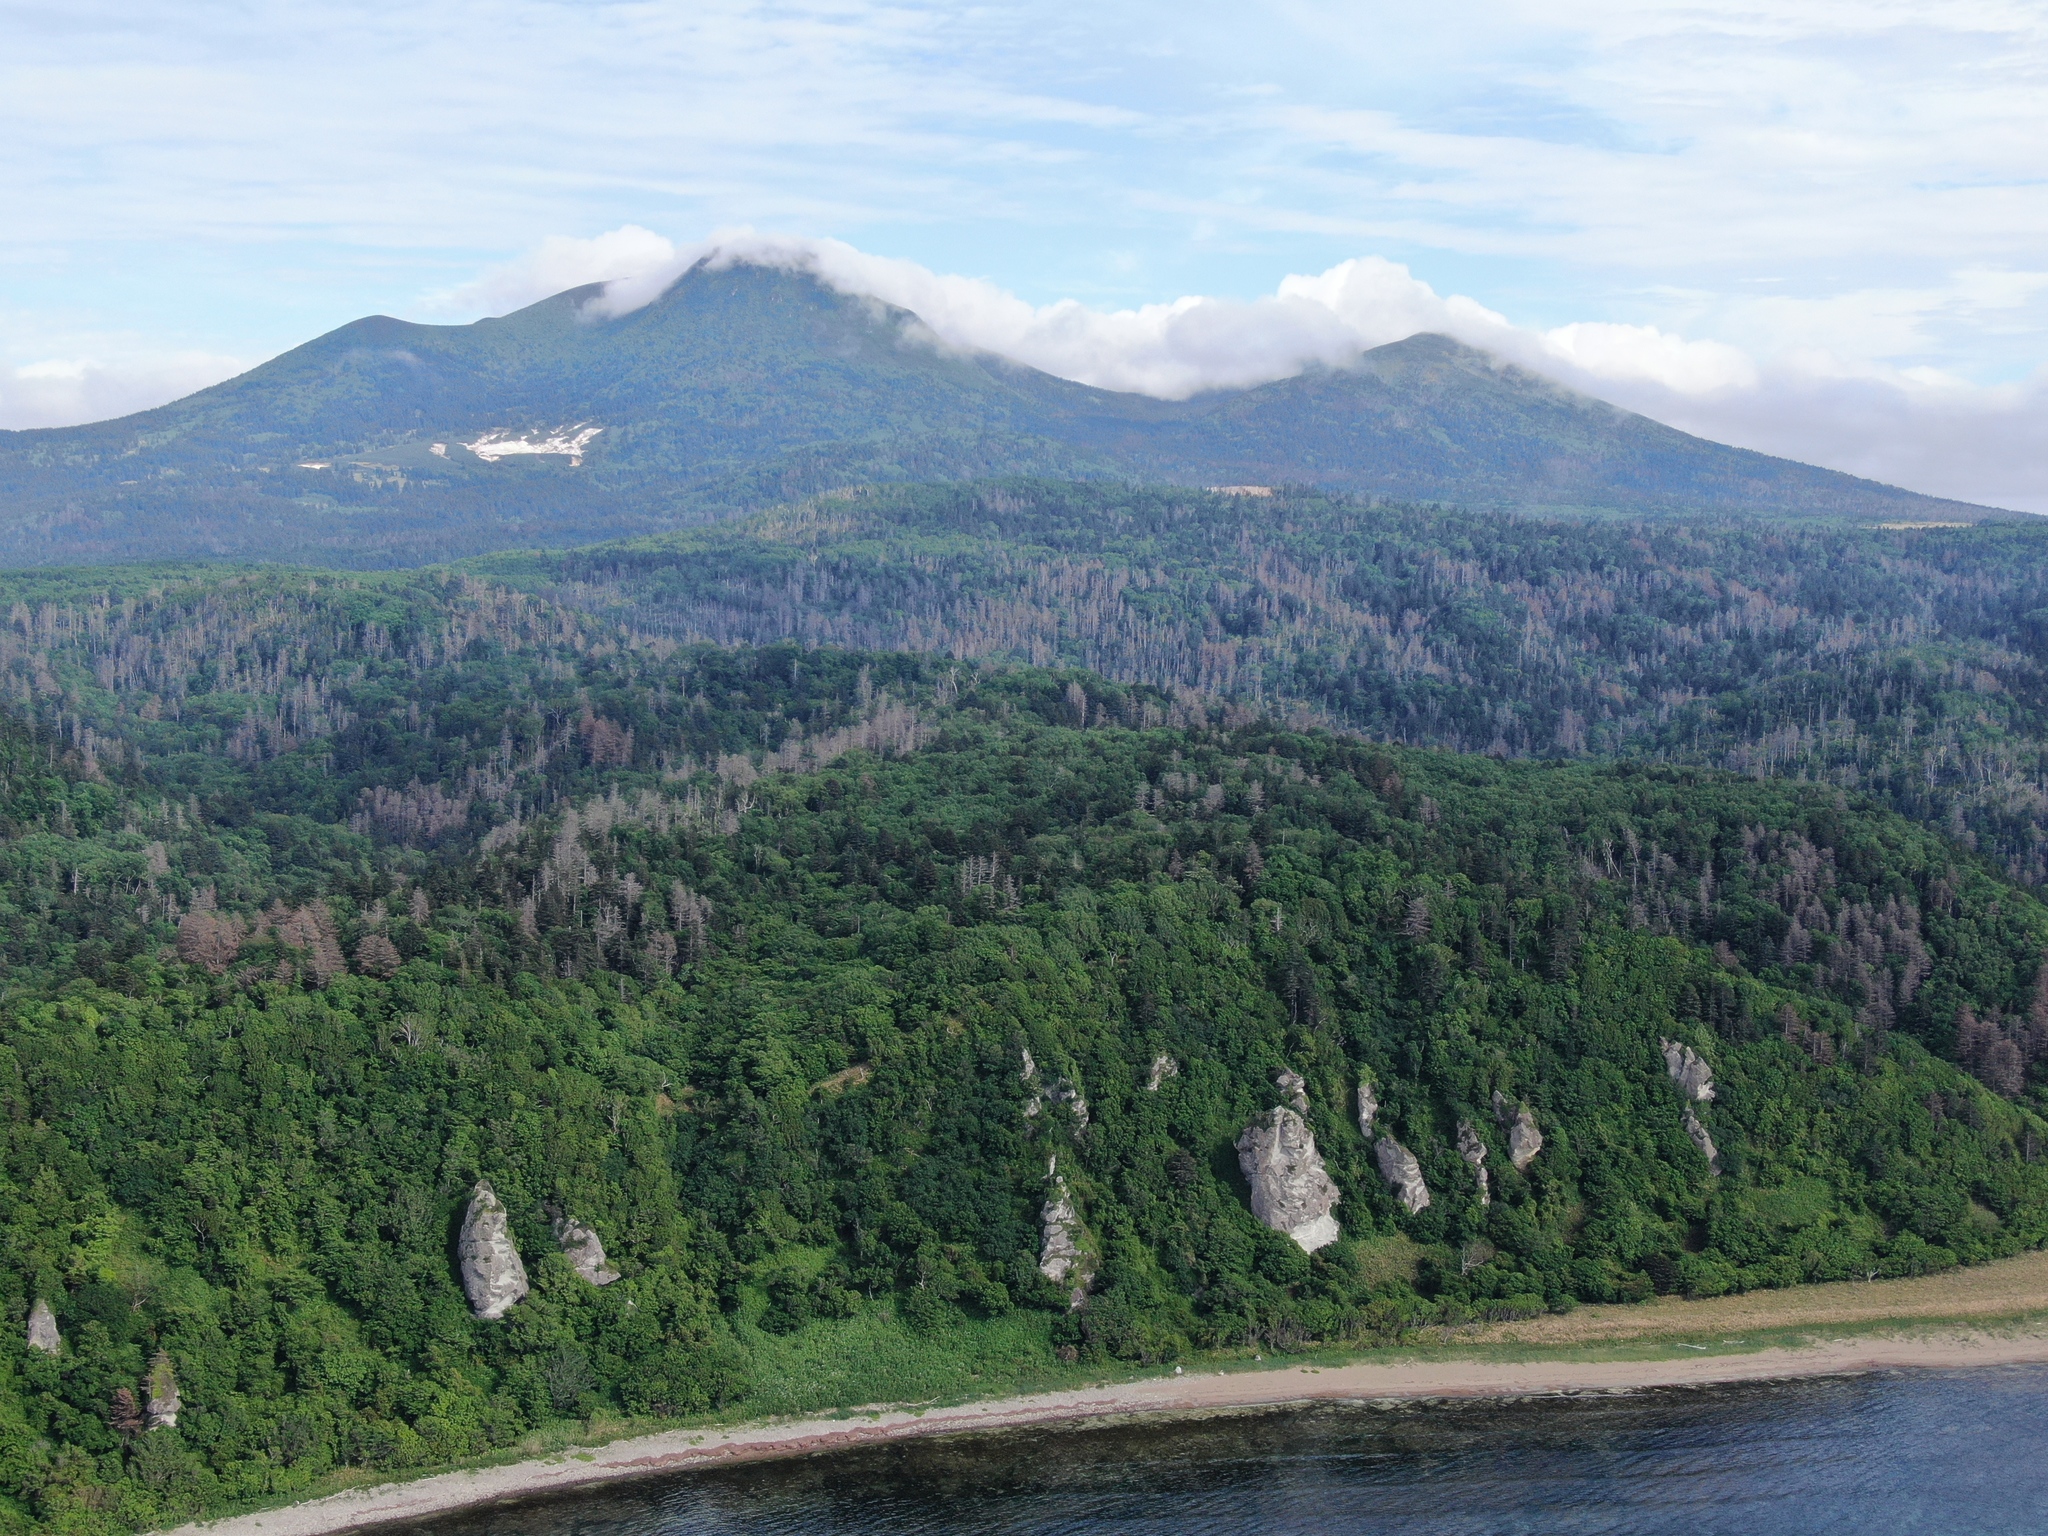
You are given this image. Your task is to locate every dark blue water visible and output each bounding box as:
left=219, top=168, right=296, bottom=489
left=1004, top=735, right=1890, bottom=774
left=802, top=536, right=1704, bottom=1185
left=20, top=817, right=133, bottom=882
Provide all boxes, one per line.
left=400, top=1368, right=2048, bottom=1536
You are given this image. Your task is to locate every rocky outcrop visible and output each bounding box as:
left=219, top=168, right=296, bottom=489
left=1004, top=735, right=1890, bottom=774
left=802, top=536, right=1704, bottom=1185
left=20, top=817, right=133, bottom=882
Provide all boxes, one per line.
left=459, top=1180, right=530, bottom=1320
left=1492, top=1090, right=1543, bottom=1171
left=1661, top=1038, right=1716, bottom=1102
left=1374, top=1136, right=1432, bottom=1214
left=553, top=1215, right=620, bottom=1286
left=1146, top=1054, right=1179, bottom=1091
left=1038, top=1163, right=1094, bottom=1304
left=1236, top=1107, right=1341, bottom=1252
left=1456, top=1120, right=1490, bottom=1206
left=1682, top=1105, right=1723, bottom=1174
left=1357, top=1077, right=1379, bottom=1137
left=146, top=1351, right=181, bottom=1430
left=1274, top=1069, right=1309, bottom=1113
left=1022, top=1049, right=1089, bottom=1127
left=25, top=1299, right=59, bottom=1356
left=1659, top=1040, right=1721, bottom=1172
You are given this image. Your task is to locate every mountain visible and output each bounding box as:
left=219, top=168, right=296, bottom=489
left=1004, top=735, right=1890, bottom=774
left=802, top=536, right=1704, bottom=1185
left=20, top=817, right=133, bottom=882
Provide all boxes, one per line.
left=0, top=262, right=2002, bottom=567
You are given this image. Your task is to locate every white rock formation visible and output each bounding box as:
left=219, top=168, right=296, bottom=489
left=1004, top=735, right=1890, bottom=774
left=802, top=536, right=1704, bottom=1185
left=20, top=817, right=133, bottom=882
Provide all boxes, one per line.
left=1038, top=1163, right=1094, bottom=1304
left=459, top=1180, right=530, bottom=1320
left=1146, top=1054, right=1179, bottom=1091
left=1357, top=1077, right=1379, bottom=1137
left=1456, top=1120, right=1491, bottom=1206
left=1236, top=1107, right=1342, bottom=1252
left=1661, top=1038, right=1717, bottom=1102
left=25, top=1299, right=59, bottom=1356
left=1374, top=1136, right=1432, bottom=1214
left=1274, top=1069, right=1309, bottom=1113
left=146, top=1351, right=181, bottom=1430
left=1492, top=1090, right=1543, bottom=1171
left=553, top=1215, right=620, bottom=1285
left=1682, top=1105, right=1723, bottom=1174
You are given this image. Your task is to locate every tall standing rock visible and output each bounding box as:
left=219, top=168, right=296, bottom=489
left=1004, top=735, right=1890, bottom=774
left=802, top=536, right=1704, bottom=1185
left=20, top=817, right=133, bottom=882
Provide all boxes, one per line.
left=1236, top=1107, right=1341, bottom=1252
left=459, top=1180, right=530, bottom=1320
left=553, top=1215, right=621, bottom=1285
left=1682, top=1106, right=1723, bottom=1174
left=1357, top=1077, right=1379, bottom=1137
left=1492, top=1090, right=1542, bottom=1171
left=25, top=1299, right=59, bottom=1356
left=1456, top=1121, right=1491, bottom=1206
left=1274, top=1069, right=1309, bottom=1113
left=1374, top=1136, right=1432, bottom=1214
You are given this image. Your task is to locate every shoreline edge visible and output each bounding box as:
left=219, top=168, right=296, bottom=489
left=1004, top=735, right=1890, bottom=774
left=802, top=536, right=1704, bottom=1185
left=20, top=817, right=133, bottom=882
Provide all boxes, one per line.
left=156, top=1323, right=2048, bottom=1536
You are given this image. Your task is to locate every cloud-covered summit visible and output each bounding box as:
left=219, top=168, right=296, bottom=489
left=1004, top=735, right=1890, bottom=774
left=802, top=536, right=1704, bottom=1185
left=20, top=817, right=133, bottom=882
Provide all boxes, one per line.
left=449, top=227, right=2048, bottom=513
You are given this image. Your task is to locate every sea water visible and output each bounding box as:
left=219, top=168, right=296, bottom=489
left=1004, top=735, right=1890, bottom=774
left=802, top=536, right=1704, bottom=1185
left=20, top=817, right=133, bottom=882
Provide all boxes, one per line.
left=396, top=1367, right=2048, bottom=1536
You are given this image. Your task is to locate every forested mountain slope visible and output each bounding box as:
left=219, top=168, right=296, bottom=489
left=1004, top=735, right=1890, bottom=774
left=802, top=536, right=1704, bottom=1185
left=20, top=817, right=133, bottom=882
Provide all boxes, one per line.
left=0, top=264, right=1996, bottom=566
left=2, top=562, right=2048, bottom=1533
left=470, top=481, right=2048, bottom=887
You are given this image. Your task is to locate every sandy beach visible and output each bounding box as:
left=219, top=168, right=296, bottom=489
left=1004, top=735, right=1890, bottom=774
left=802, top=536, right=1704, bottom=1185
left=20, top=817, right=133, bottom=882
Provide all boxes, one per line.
left=159, top=1257, right=2048, bottom=1536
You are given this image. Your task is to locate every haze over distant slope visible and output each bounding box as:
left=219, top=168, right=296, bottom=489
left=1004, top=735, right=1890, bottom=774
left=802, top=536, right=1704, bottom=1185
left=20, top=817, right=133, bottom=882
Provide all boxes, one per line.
left=0, top=262, right=2004, bottom=567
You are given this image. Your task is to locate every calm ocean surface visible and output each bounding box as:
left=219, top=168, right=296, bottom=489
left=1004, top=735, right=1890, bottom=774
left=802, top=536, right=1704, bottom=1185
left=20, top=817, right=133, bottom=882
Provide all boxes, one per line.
left=397, top=1367, right=2048, bottom=1536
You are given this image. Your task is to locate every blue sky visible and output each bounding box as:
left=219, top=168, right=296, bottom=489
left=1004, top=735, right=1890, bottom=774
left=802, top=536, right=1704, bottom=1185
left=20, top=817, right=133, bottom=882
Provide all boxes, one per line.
left=5, top=0, right=2048, bottom=506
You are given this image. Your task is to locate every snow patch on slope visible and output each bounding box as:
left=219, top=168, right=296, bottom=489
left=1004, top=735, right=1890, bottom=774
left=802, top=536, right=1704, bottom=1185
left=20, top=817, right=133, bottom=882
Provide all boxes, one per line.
left=465, top=425, right=602, bottom=465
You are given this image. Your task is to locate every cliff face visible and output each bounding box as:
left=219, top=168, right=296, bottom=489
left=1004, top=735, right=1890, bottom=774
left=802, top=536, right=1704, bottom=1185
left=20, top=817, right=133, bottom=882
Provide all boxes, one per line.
left=1235, top=1107, right=1341, bottom=1252
left=459, top=1180, right=531, bottom=1320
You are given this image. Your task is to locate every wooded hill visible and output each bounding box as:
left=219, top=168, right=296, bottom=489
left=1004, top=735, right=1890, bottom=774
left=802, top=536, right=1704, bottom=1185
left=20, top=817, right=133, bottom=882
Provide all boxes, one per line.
left=0, top=263, right=1999, bottom=567
left=469, top=481, right=2048, bottom=888
left=1, top=560, right=2047, bottom=1532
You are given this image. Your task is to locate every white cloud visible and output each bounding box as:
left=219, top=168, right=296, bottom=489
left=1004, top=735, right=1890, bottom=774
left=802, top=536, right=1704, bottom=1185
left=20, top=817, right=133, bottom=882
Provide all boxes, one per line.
left=0, top=350, right=247, bottom=431
left=555, top=227, right=2048, bottom=510
left=427, top=226, right=688, bottom=317
left=1536, top=324, right=1759, bottom=396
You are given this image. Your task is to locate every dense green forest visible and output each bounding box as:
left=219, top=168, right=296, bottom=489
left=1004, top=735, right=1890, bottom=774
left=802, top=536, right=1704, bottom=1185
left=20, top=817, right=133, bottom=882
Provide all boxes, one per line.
left=3, top=549, right=2048, bottom=1533
left=470, top=480, right=2048, bottom=883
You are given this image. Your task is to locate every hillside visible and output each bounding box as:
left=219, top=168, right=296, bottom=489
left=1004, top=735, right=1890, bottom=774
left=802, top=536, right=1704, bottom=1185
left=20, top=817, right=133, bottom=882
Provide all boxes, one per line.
left=2, top=562, right=2048, bottom=1531
left=466, top=480, right=2048, bottom=889
left=0, top=264, right=1999, bottom=566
